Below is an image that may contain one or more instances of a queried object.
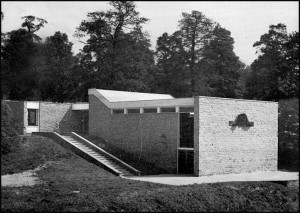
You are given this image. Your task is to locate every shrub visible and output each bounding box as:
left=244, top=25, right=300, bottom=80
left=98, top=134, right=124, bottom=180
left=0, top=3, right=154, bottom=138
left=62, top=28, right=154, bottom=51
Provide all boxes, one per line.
left=278, top=98, right=299, bottom=171
left=1, top=101, right=21, bottom=155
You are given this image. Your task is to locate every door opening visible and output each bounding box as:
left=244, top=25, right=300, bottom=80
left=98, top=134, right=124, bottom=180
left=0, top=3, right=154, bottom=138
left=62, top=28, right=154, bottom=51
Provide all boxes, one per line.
left=178, top=113, right=194, bottom=174
left=178, top=149, right=194, bottom=174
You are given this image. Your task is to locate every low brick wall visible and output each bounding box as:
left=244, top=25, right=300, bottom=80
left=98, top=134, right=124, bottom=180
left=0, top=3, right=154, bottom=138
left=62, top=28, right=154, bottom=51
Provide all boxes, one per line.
left=39, top=102, right=88, bottom=134
left=194, top=97, right=278, bottom=176
left=39, top=102, right=72, bottom=132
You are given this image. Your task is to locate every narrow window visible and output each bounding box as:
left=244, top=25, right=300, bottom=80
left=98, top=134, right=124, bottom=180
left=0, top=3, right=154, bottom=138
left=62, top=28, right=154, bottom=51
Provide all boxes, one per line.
left=161, top=107, right=176, bottom=113
left=180, top=107, right=194, bottom=113
left=144, top=108, right=157, bottom=113
left=112, top=109, right=124, bottom=114
left=28, top=109, right=38, bottom=126
left=128, top=108, right=140, bottom=114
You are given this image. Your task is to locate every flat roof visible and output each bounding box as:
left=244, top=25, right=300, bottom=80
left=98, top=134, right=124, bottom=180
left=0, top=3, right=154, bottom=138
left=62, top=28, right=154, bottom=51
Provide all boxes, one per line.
left=88, top=89, right=277, bottom=109
left=96, top=89, right=174, bottom=102
left=89, top=89, right=193, bottom=109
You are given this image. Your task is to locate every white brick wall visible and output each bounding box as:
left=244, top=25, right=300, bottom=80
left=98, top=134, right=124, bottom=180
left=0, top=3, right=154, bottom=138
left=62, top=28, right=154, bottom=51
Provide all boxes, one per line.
left=194, top=96, right=278, bottom=176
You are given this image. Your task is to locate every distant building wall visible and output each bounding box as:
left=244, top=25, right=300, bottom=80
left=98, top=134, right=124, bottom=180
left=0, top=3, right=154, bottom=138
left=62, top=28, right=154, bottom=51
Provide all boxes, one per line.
left=89, top=94, right=179, bottom=173
left=3, top=100, right=88, bottom=135
left=24, top=101, right=40, bottom=134
left=39, top=102, right=72, bottom=132
left=194, top=97, right=278, bottom=176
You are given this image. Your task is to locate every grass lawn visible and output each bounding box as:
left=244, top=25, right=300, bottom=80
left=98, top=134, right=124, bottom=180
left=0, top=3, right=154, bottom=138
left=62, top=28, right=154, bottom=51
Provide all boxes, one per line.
left=1, top=135, right=299, bottom=212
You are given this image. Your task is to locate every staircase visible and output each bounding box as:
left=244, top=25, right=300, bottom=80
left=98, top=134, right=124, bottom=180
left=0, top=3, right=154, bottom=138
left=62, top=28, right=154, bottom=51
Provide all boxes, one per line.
left=50, top=132, right=140, bottom=177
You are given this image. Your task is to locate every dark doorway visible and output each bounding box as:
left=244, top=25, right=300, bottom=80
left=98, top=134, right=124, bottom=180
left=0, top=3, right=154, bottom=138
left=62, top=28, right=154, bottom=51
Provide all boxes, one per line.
left=180, top=113, right=194, bottom=148
left=178, top=150, right=194, bottom=174
left=81, top=112, right=89, bottom=134
left=28, top=109, right=38, bottom=126
left=178, top=113, right=194, bottom=174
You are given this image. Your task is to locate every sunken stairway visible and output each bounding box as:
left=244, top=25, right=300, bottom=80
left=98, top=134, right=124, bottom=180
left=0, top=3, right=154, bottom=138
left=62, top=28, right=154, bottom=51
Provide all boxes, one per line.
left=36, top=132, right=141, bottom=177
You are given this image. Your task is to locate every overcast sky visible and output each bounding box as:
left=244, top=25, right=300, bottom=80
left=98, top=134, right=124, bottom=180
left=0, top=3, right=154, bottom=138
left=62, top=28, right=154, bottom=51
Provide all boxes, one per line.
left=1, top=1, right=299, bottom=65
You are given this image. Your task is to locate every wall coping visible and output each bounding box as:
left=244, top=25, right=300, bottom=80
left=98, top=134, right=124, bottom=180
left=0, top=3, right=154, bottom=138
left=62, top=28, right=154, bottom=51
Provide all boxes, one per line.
left=196, top=96, right=278, bottom=104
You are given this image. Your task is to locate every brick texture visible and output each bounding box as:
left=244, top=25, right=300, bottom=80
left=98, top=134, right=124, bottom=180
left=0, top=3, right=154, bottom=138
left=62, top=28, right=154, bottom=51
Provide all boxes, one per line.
left=194, top=97, right=278, bottom=176
left=89, top=95, right=179, bottom=173
left=39, top=102, right=72, bottom=132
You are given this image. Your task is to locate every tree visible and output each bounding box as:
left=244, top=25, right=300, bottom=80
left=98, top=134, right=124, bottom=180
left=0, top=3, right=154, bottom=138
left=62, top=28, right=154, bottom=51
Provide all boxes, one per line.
left=21, top=15, right=47, bottom=41
left=278, top=31, right=299, bottom=98
left=1, top=16, right=47, bottom=100
left=199, top=25, right=242, bottom=98
left=1, top=11, right=9, bottom=99
left=153, top=31, right=189, bottom=97
left=1, top=101, right=21, bottom=155
left=178, top=10, right=215, bottom=95
left=246, top=24, right=298, bottom=101
left=236, top=65, right=251, bottom=98
left=40, top=31, right=76, bottom=102
left=75, top=1, right=153, bottom=93
left=278, top=98, right=299, bottom=170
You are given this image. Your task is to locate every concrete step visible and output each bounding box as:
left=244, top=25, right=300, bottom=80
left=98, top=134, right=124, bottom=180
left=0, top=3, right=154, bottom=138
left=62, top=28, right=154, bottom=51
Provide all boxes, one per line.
left=94, top=157, right=110, bottom=161
left=90, top=153, right=103, bottom=157
left=83, top=149, right=96, bottom=153
left=121, top=173, right=134, bottom=176
left=103, top=162, right=118, bottom=167
left=94, top=156, right=107, bottom=160
left=77, top=146, right=92, bottom=150
left=94, top=157, right=107, bottom=160
left=118, top=170, right=130, bottom=174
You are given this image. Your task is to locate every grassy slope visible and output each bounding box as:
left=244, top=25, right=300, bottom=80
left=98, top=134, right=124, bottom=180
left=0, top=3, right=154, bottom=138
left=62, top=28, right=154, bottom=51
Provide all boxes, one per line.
left=78, top=134, right=171, bottom=175
left=1, top=135, right=299, bottom=212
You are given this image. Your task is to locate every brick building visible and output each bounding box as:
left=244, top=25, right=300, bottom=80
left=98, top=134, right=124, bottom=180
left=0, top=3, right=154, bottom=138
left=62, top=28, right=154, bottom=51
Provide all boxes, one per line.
left=88, top=89, right=278, bottom=176
left=3, top=100, right=89, bottom=135
left=3, top=88, right=278, bottom=176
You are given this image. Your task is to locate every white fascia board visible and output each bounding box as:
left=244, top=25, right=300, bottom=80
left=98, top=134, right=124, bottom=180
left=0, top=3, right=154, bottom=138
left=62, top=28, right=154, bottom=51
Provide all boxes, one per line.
left=97, top=89, right=174, bottom=102
left=72, top=103, right=89, bottom=110
left=26, top=101, right=40, bottom=109
left=88, top=88, right=194, bottom=109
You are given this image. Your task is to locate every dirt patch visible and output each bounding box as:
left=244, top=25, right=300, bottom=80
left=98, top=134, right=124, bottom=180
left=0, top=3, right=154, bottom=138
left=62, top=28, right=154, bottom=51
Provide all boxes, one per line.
left=1, top=161, right=59, bottom=187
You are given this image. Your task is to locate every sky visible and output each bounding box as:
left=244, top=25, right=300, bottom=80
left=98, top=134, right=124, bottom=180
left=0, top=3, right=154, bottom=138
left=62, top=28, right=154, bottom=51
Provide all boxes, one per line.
left=1, top=1, right=299, bottom=66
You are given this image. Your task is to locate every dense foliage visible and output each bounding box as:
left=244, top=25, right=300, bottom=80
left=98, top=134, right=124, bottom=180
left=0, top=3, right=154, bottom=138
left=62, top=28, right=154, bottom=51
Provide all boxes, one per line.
left=1, top=101, right=21, bottom=155
left=278, top=98, right=299, bottom=171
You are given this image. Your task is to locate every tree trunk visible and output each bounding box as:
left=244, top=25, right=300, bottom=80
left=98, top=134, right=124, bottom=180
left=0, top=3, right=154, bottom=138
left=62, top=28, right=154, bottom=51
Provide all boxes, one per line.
left=190, top=33, right=196, bottom=95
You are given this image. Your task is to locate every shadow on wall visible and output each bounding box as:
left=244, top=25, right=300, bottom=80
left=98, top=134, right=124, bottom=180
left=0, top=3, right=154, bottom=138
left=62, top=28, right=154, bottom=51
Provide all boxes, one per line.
left=58, top=108, right=89, bottom=135
left=230, top=126, right=251, bottom=132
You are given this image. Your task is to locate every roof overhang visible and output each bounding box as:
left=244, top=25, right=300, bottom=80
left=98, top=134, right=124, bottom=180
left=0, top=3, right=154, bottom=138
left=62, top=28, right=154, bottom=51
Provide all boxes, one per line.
left=88, top=89, right=194, bottom=109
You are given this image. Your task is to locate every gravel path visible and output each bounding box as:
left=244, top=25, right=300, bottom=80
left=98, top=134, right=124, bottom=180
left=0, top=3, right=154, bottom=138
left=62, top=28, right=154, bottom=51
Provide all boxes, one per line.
left=1, top=161, right=58, bottom=187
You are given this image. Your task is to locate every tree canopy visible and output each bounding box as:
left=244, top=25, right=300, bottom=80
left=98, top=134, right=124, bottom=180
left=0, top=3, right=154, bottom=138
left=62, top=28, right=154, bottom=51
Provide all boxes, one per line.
left=74, top=1, right=154, bottom=93
left=1, top=2, right=298, bottom=104
left=245, top=24, right=299, bottom=101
